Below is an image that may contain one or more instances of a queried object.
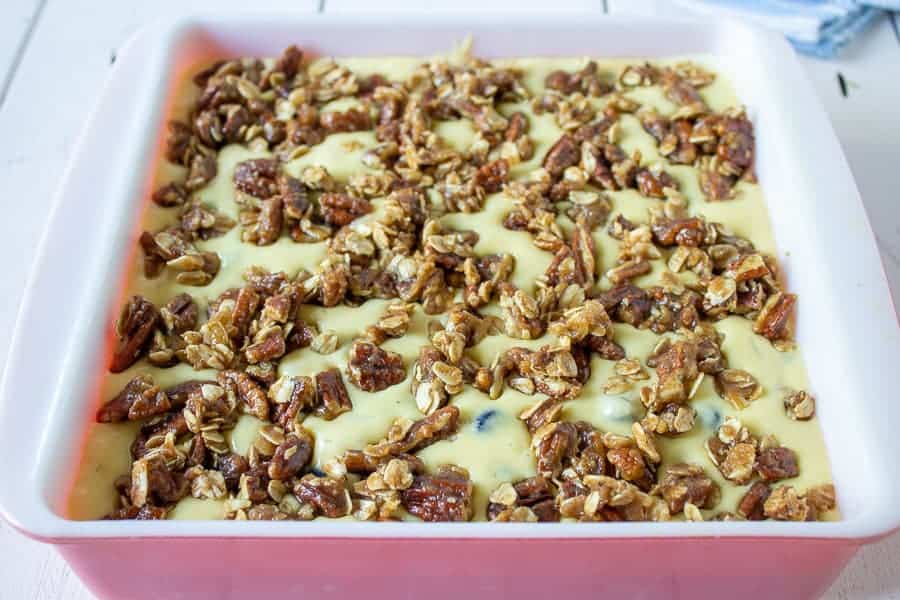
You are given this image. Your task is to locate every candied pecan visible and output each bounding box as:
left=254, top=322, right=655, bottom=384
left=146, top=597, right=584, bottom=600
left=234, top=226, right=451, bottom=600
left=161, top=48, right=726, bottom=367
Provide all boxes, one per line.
left=216, top=453, right=249, bottom=491
left=807, top=484, right=837, bottom=518
left=583, top=334, right=626, bottom=361
left=270, top=375, right=316, bottom=431
left=319, top=193, right=372, bottom=227
left=519, top=397, right=563, bottom=435
left=268, top=431, right=314, bottom=480
left=402, top=465, right=473, bottom=522
left=186, top=153, right=218, bottom=191
left=755, top=447, right=799, bottom=482
left=595, top=284, right=652, bottom=327
left=179, top=200, right=234, bottom=240
left=152, top=182, right=188, bottom=207
left=293, top=475, right=352, bottom=517
left=714, top=369, right=762, bottom=409
left=651, top=217, right=706, bottom=247
left=655, top=463, right=719, bottom=514
left=543, top=135, right=579, bottom=177
left=661, top=69, right=704, bottom=107
left=97, top=375, right=167, bottom=423
left=343, top=451, right=425, bottom=476
left=635, top=168, right=676, bottom=199
left=699, top=164, right=735, bottom=201
left=651, top=339, right=699, bottom=405
left=272, top=44, right=302, bottom=79
left=234, top=158, right=280, bottom=198
left=160, top=293, right=198, bottom=334
left=219, top=370, right=269, bottom=421
left=532, top=421, right=578, bottom=479
left=505, top=111, right=529, bottom=142
left=347, top=340, right=406, bottom=392
left=754, top=292, right=796, bottom=341
left=130, top=456, right=188, bottom=507
left=488, top=476, right=559, bottom=522
left=165, top=121, right=193, bottom=165
left=474, top=159, right=509, bottom=194
left=248, top=197, right=284, bottom=245
left=606, top=259, right=651, bottom=285
left=240, top=464, right=271, bottom=503
left=737, top=481, right=771, bottom=520
left=245, top=326, right=287, bottom=364
left=315, top=369, right=352, bottom=420
left=319, top=108, right=372, bottom=133
left=763, top=485, right=809, bottom=521
left=607, top=447, right=648, bottom=483
left=110, top=295, right=160, bottom=373
left=131, top=412, right=188, bottom=460
left=365, top=406, right=460, bottom=457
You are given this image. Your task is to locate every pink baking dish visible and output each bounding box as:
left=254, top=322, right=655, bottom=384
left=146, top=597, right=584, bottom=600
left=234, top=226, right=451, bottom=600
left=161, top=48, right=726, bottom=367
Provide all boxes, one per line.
left=2, top=12, right=899, bottom=600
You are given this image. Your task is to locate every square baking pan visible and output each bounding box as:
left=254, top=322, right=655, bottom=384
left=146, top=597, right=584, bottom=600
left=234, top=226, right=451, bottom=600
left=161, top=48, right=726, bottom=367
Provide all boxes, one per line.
left=1, top=12, right=899, bottom=600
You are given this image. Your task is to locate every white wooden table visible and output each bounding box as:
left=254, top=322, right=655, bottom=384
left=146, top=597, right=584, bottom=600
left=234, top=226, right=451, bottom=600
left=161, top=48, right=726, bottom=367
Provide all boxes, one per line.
left=1, top=1, right=898, bottom=598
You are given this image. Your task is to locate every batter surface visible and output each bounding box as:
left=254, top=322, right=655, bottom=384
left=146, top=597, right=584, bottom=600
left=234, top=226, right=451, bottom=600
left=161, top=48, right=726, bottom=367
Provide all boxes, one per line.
left=68, top=45, right=836, bottom=523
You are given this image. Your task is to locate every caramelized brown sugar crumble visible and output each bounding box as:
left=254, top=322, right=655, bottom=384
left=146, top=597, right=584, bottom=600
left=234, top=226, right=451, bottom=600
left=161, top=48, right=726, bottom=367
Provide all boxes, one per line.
left=70, top=44, right=837, bottom=523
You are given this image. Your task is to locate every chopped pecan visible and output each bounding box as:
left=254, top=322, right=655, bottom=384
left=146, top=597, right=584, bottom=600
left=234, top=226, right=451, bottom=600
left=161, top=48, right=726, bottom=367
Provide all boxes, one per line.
left=319, top=193, right=372, bottom=226
left=110, top=296, right=160, bottom=373
left=319, top=108, right=372, bottom=133
left=755, top=447, right=799, bottom=482
left=130, top=456, right=188, bottom=507
left=753, top=292, right=796, bottom=341
left=347, top=340, right=406, bottom=392
left=160, top=293, right=198, bottom=334
left=763, top=485, right=809, bottom=521
left=474, top=159, right=509, bottom=193
left=315, top=369, right=352, bottom=420
left=699, top=163, right=735, bottom=201
left=152, top=182, right=188, bottom=207
left=402, top=465, right=473, bottom=522
left=365, top=405, right=459, bottom=457
left=651, top=217, right=706, bottom=247
left=216, top=453, right=249, bottom=491
left=543, top=135, right=579, bottom=177
left=713, top=368, right=760, bottom=409
left=293, top=475, right=352, bottom=517
left=219, top=370, right=269, bottom=421
left=655, top=463, right=719, bottom=514
left=268, top=431, right=314, bottom=480
left=234, top=158, right=280, bottom=198
left=737, top=481, right=771, bottom=520
left=97, top=374, right=170, bottom=423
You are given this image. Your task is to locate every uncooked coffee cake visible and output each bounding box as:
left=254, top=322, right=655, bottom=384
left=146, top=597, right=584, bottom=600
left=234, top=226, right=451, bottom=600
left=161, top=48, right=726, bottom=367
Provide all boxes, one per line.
left=68, top=43, right=837, bottom=523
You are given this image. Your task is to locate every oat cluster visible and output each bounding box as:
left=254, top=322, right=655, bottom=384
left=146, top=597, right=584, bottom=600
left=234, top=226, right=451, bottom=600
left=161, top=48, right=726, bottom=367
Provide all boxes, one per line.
left=99, top=45, right=833, bottom=523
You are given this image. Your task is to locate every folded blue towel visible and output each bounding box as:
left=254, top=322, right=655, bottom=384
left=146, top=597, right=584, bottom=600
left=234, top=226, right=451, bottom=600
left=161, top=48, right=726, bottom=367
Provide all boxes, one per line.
left=675, top=0, right=899, bottom=58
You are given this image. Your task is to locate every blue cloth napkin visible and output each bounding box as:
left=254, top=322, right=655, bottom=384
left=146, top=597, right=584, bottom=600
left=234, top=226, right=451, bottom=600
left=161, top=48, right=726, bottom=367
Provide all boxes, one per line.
left=675, top=0, right=900, bottom=58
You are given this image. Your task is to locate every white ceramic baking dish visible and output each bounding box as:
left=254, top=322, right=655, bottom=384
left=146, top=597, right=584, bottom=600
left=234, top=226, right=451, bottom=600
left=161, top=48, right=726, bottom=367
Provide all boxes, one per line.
left=1, top=12, right=898, bottom=600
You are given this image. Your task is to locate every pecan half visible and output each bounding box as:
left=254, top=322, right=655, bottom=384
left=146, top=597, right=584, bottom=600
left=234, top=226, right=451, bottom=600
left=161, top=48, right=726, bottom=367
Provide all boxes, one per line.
left=753, top=292, right=796, bottom=341
left=402, top=465, right=473, bottom=522
left=97, top=375, right=169, bottom=423
left=315, top=369, right=352, bottom=420
left=293, top=475, right=352, bottom=517
left=755, top=447, right=799, bottom=482
left=110, top=296, right=160, bottom=373
left=268, top=431, right=314, bottom=480
left=319, top=193, right=372, bottom=226
left=346, top=340, right=406, bottom=392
